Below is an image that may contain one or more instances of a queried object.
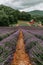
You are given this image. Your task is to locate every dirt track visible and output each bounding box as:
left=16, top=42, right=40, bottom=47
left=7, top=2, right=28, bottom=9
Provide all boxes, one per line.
left=11, top=30, right=32, bottom=65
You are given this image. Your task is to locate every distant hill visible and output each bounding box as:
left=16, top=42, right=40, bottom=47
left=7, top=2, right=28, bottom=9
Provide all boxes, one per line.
left=29, top=10, right=43, bottom=16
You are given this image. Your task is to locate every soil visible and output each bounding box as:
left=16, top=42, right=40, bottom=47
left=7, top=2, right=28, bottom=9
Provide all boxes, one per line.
left=11, top=30, right=32, bottom=65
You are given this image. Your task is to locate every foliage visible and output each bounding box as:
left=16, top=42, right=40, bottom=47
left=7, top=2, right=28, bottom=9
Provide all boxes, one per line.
left=18, top=11, right=31, bottom=21
left=0, top=5, right=31, bottom=26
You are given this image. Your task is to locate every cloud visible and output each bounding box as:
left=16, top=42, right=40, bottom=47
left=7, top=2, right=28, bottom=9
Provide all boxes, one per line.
left=20, top=3, right=43, bottom=12
left=0, top=0, right=43, bottom=11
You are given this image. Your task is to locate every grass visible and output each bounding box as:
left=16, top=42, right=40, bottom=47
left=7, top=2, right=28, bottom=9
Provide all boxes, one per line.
left=18, top=20, right=30, bottom=26
left=11, top=20, right=31, bottom=26
left=10, top=20, right=42, bottom=27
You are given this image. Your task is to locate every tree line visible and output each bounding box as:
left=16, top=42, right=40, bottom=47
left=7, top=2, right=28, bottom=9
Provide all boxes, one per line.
left=0, top=5, right=31, bottom=26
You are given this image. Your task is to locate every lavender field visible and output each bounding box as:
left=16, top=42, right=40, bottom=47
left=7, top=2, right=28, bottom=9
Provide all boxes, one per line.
left=0, top=26, right=43, bottom=65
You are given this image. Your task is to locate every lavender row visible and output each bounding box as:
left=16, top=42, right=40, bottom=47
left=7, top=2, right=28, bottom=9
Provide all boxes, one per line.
left=0, top=27, right=19, bottom=35
left=18, top=26, right=43, bottom=30
left=29, top=42, right=43, bottom=65
left=0, top=31, right=19, bottom=65
left=0, top=27, right=19, bottom=41
left=22, top=30, right=43, bottom=65
left=27, top=30, right=43, bottom=40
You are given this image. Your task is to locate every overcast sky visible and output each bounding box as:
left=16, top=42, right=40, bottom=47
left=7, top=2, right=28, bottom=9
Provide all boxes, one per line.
left=0, top=0, right=43, bottom=12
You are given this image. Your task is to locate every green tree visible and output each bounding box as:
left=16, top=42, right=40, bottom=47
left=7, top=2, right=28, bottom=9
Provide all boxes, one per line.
left=0, top=10, right=9, bottom=26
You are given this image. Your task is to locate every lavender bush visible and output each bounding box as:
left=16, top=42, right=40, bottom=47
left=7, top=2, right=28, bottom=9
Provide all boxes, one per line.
left=23, top=29, right=43, bottom=65
left=0, top=31, right=19, bottom=65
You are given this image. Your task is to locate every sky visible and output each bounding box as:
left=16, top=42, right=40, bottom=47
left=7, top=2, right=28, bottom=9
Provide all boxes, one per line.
left=0, top=0, right=43, bottom=12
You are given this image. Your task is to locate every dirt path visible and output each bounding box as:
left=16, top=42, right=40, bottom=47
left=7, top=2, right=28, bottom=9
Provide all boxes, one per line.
left=11, top=30, right=32, bottom=65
